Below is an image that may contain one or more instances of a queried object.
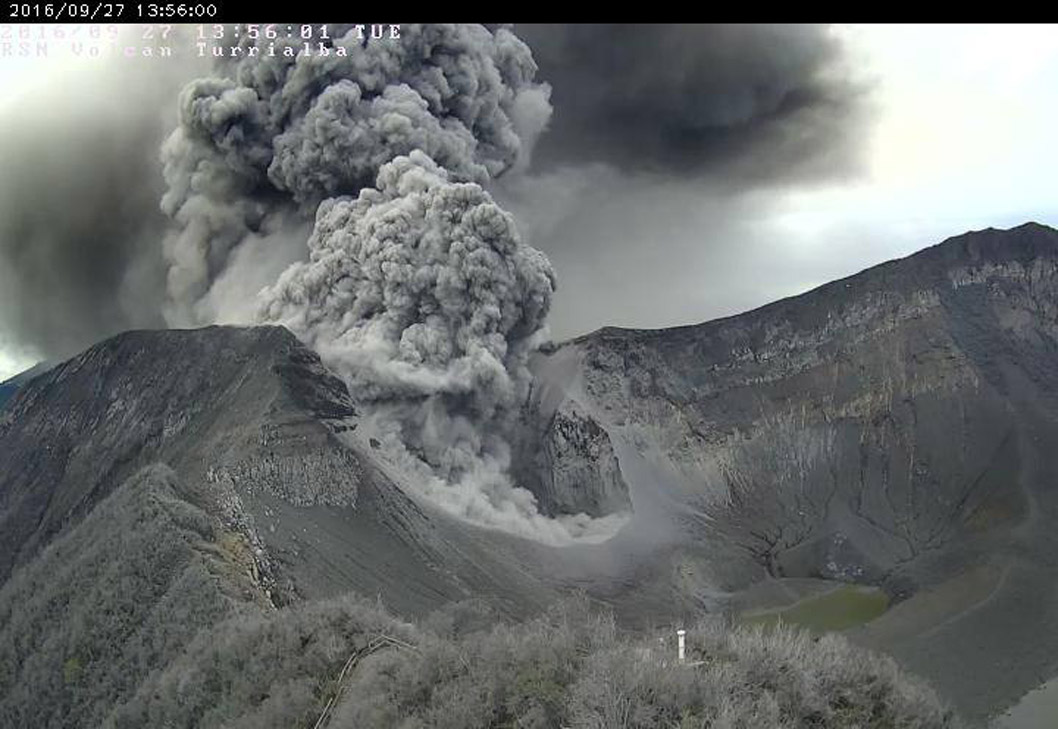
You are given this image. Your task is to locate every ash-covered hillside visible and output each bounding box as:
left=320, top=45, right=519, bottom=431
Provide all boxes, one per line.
left=0, top=325, right=574, bottom=617
left=528, top=221, right=1058, bottom=722
left=0, top=326, right=571, bottom=727
left=0, top=326, right=959, bottom=729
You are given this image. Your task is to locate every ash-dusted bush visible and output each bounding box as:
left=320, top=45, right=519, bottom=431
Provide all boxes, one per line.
left=568, top=619, right=959, bottom=729
left=334, top=596, right=618, bottom=729
left=0, top=466, right=241, bottom=729
left=105, top=595, right=413, bottom=729
left=329, top=596, right=960, bottom=729
left=419, top=596, right=502, bottom=639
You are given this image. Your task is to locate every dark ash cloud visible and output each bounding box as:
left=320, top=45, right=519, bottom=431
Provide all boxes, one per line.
left=0, top=24, right=875, bottom=366
left=0, top=34, right=207, bottom=362
left=0, top=116, right=167, bottom=361
left=516, top=24, right=870, bottom=184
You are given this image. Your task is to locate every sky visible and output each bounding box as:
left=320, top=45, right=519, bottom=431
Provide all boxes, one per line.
left=1, top=23, right=1057, bottom=381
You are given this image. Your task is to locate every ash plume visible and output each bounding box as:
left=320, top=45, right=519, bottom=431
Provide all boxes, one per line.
left=162, top=24, right=621, bottom=543
left=516, top=23, right=868, bottom=184
left=160, top=24, right=551, bottom=325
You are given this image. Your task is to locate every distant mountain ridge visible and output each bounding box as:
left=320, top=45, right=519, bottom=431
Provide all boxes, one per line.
left=0, top=360, right=50, bottom=411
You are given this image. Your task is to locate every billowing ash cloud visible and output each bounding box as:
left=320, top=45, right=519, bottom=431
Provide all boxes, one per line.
left=160, top=24, right=552, bottom=325
left=260, top=152, right=553, bottom=421
left=516, top=23, right=868, bottom=184
left=162, top=24, right=622, bottom=543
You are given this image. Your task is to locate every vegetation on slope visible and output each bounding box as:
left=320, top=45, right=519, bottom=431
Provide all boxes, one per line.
left=0, top=461, right=960, bottom=729
left=0, top=465, right=263, bottom=728
left=109, top=594, right=960, bottom=729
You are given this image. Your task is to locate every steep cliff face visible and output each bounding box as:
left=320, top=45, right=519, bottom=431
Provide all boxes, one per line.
left=540, top=399, right=630, bottom=516
left=512, top=391, right=630, bottom=519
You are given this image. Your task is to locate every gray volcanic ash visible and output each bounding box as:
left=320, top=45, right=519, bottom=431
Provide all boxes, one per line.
left=160, top=24, right=624, bottom=543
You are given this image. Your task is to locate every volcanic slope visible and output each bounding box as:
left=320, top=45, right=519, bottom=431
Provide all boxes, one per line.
left=0, top=326, right=585, bottom=619
left=0, top=326, right=608, bottom=728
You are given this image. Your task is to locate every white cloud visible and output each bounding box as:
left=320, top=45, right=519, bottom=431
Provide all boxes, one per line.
left=758, top=24, right=1058, bottom=302
left=0, top=345, right=37, bottom=382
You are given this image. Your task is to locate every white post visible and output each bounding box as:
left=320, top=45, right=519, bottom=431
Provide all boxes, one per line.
left=676, top=628, right=686, bottom=663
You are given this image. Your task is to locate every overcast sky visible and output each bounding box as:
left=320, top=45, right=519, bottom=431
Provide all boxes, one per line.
left=1, top=23, right=1057, bottom=380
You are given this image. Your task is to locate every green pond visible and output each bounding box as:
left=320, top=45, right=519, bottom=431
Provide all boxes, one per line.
left=739, top=585, right=890, bottom=634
